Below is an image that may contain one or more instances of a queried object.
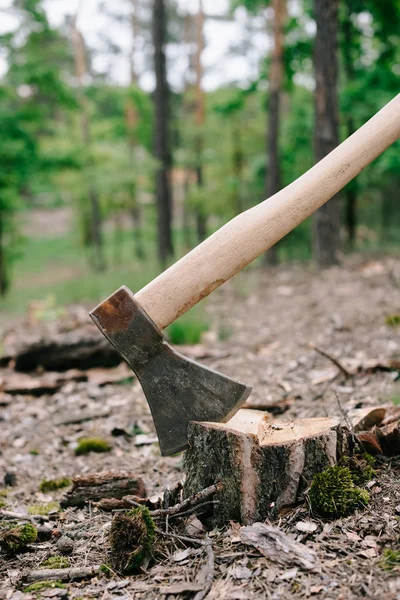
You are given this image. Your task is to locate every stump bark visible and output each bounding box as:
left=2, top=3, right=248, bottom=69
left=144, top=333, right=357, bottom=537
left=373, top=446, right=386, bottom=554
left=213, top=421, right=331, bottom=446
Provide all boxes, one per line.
left=184, top=409, right=351, bottom=525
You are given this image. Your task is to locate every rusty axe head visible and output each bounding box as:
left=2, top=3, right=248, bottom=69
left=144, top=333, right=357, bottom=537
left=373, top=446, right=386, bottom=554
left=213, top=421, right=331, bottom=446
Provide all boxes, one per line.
left=90, top=286, right=251, bottom=455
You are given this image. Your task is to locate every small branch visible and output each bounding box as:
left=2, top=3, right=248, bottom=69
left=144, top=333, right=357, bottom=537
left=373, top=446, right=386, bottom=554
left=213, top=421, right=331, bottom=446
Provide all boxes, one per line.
left=0, top=510, right=48, bottom=523
left=194, top=537, right=215, bottom=600
left=23, top=566, right=101, bottom=583
left=310, top=343, right=352, bottom=378
left=150, top=483, right=222, bottom=519
left=155, top=527, right=206, bottom=546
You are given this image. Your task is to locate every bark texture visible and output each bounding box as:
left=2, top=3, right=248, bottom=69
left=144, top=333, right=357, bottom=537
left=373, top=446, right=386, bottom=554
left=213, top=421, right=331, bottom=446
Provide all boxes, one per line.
left=312, top=0, right=340, bottom=266
left=184, top=409, right=351, bottom=525
left=61, top=471, right=146, bottom=508
left=153, top=0, right=173, bottom=266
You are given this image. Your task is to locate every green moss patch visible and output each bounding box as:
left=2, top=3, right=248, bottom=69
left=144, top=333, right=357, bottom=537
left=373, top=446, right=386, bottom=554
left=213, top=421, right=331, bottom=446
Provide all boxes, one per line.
left=0, top=523, right=38, bottom=555
left=109, top=506, right=155, bottom=575
left=39, top=477, right=71, bottom=493
left=386, top=314, right=400, bottom=327
left=24, top=581, right=66, bottom=593
left=75, top=437, right=111, bottom=456
left=42, top=556, right=70, bottom=569
left=309, top=465, right=369, bottom=519
left=28, top=502, right=60, bottom=515
left=380, top=549, right=400, bottom=570
left=338, top=454, right=375, bottom=485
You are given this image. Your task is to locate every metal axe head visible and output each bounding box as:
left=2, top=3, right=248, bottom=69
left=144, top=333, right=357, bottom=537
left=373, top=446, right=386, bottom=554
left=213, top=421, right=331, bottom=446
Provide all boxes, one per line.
left=89, top=286, right=251, bottom=456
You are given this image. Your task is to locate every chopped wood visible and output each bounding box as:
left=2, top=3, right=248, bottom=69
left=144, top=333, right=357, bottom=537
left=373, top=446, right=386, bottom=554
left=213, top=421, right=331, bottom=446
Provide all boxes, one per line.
left=151, top=483, right=222, bottom=519
left=0, top=369, right=87, bottom=396
left=60, top=471, right=146, bottom=508
left=184, top=409, right=351, bottom=525
left=239, top=522, right=320, bottom=571
left=377, top=420, right=400, bottom=456
left=23, top=565, right=101, bottom=583
left=7, top=330, right=121, bottom=372
left=356, top=429, right=383, bottom=454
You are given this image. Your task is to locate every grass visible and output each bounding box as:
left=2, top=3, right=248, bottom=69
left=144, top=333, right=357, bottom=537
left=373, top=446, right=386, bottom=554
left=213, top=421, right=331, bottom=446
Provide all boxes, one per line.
left=74, top=437, right=112, bottom=456
left=166, top=308, right=210, bottom=345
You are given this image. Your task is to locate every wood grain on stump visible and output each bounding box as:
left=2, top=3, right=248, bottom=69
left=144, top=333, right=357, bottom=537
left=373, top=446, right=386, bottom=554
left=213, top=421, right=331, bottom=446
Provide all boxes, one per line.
left=184, top=409, right=349, bottom=525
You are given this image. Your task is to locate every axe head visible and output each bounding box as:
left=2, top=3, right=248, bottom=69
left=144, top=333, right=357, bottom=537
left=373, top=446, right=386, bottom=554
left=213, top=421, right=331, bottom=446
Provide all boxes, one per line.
left=89, top=286, right=251, bottom=456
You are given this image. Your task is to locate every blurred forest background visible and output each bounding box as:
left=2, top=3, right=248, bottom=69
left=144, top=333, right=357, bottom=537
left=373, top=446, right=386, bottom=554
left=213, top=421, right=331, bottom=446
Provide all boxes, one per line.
left=0, top=0, right=399, bottom=322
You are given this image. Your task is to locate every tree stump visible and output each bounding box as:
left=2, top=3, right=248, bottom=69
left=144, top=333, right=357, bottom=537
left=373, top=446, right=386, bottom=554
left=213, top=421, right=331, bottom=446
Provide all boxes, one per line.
left=184, top=409, right=351, bottom=525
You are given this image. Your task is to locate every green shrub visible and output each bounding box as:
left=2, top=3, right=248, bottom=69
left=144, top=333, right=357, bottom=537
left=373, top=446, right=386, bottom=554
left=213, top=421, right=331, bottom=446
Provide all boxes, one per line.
left=74, top=437, right=111, bottom=456
left=109, top=506, right=155, bottom=575
left=309, top=466, right=369, bottom=518
left=167, top=317, right=209, bottom=345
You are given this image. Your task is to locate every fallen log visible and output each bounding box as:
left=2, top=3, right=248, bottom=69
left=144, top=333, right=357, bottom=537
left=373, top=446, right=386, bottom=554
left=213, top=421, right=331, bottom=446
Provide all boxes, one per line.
left=60, top=471, right=146, bottom=508
left=1, top=329, right=121, bottom=372
left=184, top=409, right=352, bottom=525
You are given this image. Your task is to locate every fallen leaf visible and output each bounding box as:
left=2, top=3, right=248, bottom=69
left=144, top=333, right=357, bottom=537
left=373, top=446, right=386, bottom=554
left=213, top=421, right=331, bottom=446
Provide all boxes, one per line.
left=172, top=548, right=192, bottom=562
left=279, top=567, right=298, bottom=580
left=160, top=582, right=204, bottom=594
left=231, top=566, right=253, bottom=580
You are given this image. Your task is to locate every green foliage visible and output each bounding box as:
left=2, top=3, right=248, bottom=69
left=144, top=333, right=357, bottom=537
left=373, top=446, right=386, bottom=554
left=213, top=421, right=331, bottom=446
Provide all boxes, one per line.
left=0, top=523, right=38, bottom=554
left=42, top=556, right=70, bottom=569
left=309, top=466, right=370, bottom=519
left=39, top=477, right=71, bottom=493
left=28, top=502, right=60, bottom=515
left=386, top=315, right=400, bottom=327
left=167, top=310, right=209, bottom=345
left=109, top=506, right=155, bottom=575
left=380, top=548, right=400, bottom=571
left=74, top=437, right=112, bottom=456
left=24, top=581, right=66, bottom=593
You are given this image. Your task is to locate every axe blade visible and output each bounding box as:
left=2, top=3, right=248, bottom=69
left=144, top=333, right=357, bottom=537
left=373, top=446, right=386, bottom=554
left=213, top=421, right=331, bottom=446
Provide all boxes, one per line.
left=89, top=286, right=251, bottom=456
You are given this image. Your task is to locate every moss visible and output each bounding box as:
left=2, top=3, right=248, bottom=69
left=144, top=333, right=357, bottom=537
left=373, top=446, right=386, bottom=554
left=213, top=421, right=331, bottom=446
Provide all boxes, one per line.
left=0, top=523, right=38, bottom=555
left=28, top=502, right=60, bottom=515
left=339, top=454, right=375, bottom=485
left=0, top=499, right=6, bottom=508
left=42, top=556, right=70, bottom=569
left=74, top=437, right=111, bottom=456
left=100, top=563, right=113, bottom=577
left=24, top=581, right=66, bottom=593
left=0, top=489, right=8, bottom=497
left=29, top=449, right=39, bottom=456
left=380, top=548, right=400, bottom=570
left=386, top=314, right=400, bottom=327
left=109, top=506, right=155, bottom=575
left=39, top=477, right=71, bottom=493
left=309, top=466, right=370, bottom=519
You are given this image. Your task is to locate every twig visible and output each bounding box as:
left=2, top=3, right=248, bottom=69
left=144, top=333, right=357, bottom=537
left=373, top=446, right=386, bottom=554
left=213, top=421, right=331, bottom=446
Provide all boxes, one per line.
left=150, top=483, right=223, bottom=519
left=23, top=565, right=101, bottom=583
left=155, top=527, right=205, bottom=546
left=0, top=510, right=48, bottom=522
left=194, top=537, right=215, bottom=600
left=310, top=343, right=352, bottom=378
left=168, top=500, right=219, bottom=520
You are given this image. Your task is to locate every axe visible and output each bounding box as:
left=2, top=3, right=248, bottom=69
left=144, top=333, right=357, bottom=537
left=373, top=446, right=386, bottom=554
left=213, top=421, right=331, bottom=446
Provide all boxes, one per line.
left=90, top=95, right=400, bottom=456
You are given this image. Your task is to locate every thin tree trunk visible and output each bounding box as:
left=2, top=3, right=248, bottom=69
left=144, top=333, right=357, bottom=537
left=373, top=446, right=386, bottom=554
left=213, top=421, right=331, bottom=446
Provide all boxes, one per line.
left=264, top=0, right=286, bottom=266
left=127, top=0, right=145, bottom=260
left=342, top=3, right=357, bottom=247
left=153, top=0, right=174, bottom=267
left=0, top=210, right=8, bottom=296
left=312, top=0, right=340, bottom=267
left=195, top=0, right=207, bottom=242
left=232, top=122, right=243, bottom=214
left=72, top=17, right=105, bottom=272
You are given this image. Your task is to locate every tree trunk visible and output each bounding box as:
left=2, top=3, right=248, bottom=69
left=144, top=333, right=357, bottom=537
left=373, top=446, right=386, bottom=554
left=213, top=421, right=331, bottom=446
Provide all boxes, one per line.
left=153, top=0, right=174, bottom=267
left=127, top=0, right=145, bottom=260
left=72, top=18, right=105, bottom=272
left=184, top=409, right=351, bottom=525
left=232, top=122, right=243, bottom=214
left=264, top=0, right=286, bottom=267
left=312, top=0, right=340, bottom=267
left=0, top=209, right=9, bottom=296
left=342, top=3, right=357, bottom=247
left=195, top=0, right=207, bottom=243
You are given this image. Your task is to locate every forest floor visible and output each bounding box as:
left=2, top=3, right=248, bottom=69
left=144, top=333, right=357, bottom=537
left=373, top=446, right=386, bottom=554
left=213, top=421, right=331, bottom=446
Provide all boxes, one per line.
left=1, top=255, right=400, bottom=599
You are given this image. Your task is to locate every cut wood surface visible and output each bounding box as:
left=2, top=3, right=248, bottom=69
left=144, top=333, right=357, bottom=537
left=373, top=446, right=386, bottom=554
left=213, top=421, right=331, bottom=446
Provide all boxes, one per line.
left=60, top=471, right=146, bottom=507
left=184, top=409, right=350, bottom=525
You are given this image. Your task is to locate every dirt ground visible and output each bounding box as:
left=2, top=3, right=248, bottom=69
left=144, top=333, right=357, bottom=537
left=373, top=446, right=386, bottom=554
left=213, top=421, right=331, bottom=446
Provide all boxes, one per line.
left=1, top=255, right=400, bottom=599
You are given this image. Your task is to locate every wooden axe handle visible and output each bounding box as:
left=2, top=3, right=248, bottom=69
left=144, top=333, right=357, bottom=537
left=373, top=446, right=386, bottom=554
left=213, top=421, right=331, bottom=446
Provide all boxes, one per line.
left=137, top=94, right=400, bottom=330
